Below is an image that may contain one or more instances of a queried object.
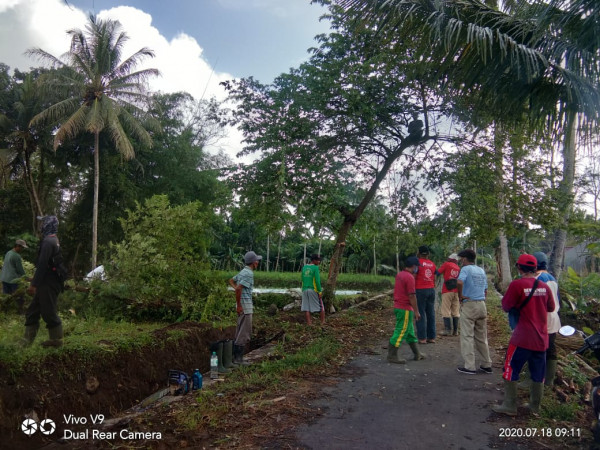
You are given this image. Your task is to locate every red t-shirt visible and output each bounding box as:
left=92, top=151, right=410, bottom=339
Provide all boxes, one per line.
left=502, top=277, right=555, bottom=352
left=394, top=270, right=416, bottom=311
left=415, top=258, right=436, bottom=289
left=438, top=261, right=460, bottom=293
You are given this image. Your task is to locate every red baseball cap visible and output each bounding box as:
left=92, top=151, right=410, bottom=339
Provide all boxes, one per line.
left=516, top=254, right=537, bottom=269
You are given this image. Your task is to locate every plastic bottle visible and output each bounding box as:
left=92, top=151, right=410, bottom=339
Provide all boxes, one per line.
left=192, top=369, right=203, bottom=390
left=210, top=351, right=218, bottom=379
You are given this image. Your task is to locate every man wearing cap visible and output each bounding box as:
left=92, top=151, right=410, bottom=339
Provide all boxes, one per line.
left=301, top=254, right=325, bottom=326
left=1, top=239, right=28, bottom=295
left=229, top=251, right=262, bottom=365
left=456, top=249, right=493, bottom=375
left=23, top=216, right=65, bottom=347
left=493, top=254, right=555, bottom=416
left=436, top=253, right=461, bottom=336
left=415, top=245, right=437, bottom=344
left=387, top=256, right=425, bottom=364
left=533, top=251, right=561, bottom=387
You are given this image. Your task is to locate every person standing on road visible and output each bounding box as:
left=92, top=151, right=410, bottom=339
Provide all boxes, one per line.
left=533, top=251, right=561, bottom=387
left=387, top=256, right=426, bottom=364
left=456, top=249, right=493, bottom=375
left=1, top=239, right=28, bottom=294
left=301, top=254, right=325, bottom=326
left=493, top=254, right=555, bottom=416
left=436, top=253, right=461, bottom=336
left=23, top=216, right=65, bottom=348
left=229, top=251, right=262, bottom=365
left=415, top=245, right=437, bottom=344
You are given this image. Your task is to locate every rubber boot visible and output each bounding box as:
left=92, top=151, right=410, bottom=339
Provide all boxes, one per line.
left=518, top=364, right=532, bottom=390
left=233, top=344, right=250, bottom=366
left=492, top=380, right=518, bottom=416
left=524, top=382, right=544, bottom=414
left=21, top=324, right=39, bottom=347
left=222, top=340, right=235, bottom=369
left=386, top=345, right=406, bottom=364
left=545, top=359, right=557, bottom=387
left=452, top=317, right=459, bottom=336
left=408, top=342, right=425, bottom=361
left=440, top=318, right=452, bottom=336
left=217, top=341, right=230, bottom=374
left=41, top=324, right=63, bottom=348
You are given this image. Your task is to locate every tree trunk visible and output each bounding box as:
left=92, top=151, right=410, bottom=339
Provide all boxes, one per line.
left=497, top=230, right=512, bottom=293
left=92, top=131, right=100, bottom=270
left=266, top=232, right=270, bottom=272
left=549, top=110, right=578, bottom=278
left=322, top=219, right=353, bottom=312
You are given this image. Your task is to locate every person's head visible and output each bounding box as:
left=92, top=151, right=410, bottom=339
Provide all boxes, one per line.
left=38, top=215, right=59, bottom=237
left=532, top=251, right=548, bottom=271
left=244, top=251, right=262, bottom=269
left=14, top=239, right=28, bottom=252
left=405, top=256, right=420, bottom=274
left=457, top=249, right=476, bottom=264
left=310, top=254, right=322, bottom=264
left=418, top=245, right=430, bottom=257
left=516, top=254, right=537, bottom=274
left=448, top=253, right=458, bottom=262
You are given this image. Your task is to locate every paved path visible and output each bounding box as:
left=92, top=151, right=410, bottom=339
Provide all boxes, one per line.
left=294, top=332, right=531, bottom=450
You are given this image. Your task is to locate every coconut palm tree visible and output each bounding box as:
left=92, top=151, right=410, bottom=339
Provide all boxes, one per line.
left=336, top=0, right=600, bottom=277
left=28, top=14, right=159, bottom=269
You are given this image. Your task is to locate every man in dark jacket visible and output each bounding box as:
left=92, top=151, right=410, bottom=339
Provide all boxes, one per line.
left=23, top=216, right=65, bottom=348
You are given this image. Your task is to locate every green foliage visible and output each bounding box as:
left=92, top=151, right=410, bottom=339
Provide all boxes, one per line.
left=94, top=195, right=232, bottom=322
left=560, top=266, right=600, bottom=309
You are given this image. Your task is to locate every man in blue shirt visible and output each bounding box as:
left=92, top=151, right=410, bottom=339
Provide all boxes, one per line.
left=456, top=249, right=492, bottom=375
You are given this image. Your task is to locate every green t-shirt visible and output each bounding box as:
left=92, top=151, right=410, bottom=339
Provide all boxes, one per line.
left=0, top=249, right=25, bottom=284
left=301, top=264, right=322, bottom=294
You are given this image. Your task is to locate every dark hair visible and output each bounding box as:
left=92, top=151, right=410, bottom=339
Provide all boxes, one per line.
left=418, top=245, right=430, bottom=255
left=517, top=264, right=536, bottom=273
left=457, top=249, right=476, bottom=262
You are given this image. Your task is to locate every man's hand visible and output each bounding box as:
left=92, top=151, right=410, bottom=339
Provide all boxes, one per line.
left=26, top=286, right=36, bottom=296
left=415, top=311, right=421, bottom=321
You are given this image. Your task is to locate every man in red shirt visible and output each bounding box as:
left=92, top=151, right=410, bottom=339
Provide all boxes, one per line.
left=437, top=253, right=461, bottom=336
left=415, top=245, right=437, bottom=344
left=493, top=254, right=555, bottom=416
left=387, top=256, right=425, bottom=364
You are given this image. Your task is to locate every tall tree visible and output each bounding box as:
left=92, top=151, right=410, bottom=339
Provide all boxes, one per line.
left=338, top=0, right=600, bottom=277
left=225, top=4, right=458, bottom=309
left=27, top=15, right=159, bottom=269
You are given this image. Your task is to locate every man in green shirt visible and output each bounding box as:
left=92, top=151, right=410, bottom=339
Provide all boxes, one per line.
left=301, top=254, right=325, bottom=325
left=1, top=239, right=28, bottom=294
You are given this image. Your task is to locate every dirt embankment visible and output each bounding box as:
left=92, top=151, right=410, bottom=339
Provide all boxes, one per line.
left=0, top=322, right=237, bottom=450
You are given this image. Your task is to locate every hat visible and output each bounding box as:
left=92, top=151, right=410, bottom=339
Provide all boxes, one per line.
left=244, top=251, right=262, bottom=265
left=15, top=239, right=28, bottom=248
left=532, top=251, right=548, bottom=270
left=516, top=254, right=537, bottom=269
left=418, top=245, right=430, bottom=255
left=448, top=253, right=458, bottom=260
left=310, top=254, right=322, bottom=261
left=405, top=256, right=420, bottom=267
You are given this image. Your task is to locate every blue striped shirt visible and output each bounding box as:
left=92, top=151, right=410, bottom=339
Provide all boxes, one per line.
left=233, top=266, right=254, bottom=314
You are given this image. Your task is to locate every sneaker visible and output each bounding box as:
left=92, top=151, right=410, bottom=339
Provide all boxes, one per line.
left=479, top=366, right=493, bottom=374
left=457, top=366, right=477, bottom=375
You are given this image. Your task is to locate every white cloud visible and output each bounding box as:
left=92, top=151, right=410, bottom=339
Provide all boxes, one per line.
left=0, top=0, right=243, bottom=158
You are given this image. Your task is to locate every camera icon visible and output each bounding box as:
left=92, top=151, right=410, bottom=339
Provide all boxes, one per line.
left=21, top=418, right=56, bottom=436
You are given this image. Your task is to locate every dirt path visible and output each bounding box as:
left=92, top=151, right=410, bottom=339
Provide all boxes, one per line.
left=290, top=322, right=555, bottom=450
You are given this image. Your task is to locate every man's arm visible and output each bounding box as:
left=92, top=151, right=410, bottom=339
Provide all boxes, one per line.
left=409, top=293, right=420, bottom=321
left=457, top=279, right=466, bottom=301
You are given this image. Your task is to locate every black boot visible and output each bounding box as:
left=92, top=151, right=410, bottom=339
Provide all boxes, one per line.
left=440, top=318, right=452, bottom=336
left=222, top=340, right=235, bottom=369
left=452, top=317, right=460, bottom=336
left=217, top=341, right=230, bottom=374
left=233, top=344, right=250, bottom=366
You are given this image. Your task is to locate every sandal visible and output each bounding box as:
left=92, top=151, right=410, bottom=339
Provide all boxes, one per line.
left=418, top=339, right=427, bottom=344
left=427, top=339, right=436, bottom=344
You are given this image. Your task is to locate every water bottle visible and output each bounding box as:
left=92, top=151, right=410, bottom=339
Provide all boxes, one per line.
left=210, top=351, right=218, bottom=379
left=192, top=369, right=202, bottom=390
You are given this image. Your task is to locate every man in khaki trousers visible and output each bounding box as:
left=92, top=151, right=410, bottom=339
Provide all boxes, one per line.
left=455, top=249, right=492, bottom=375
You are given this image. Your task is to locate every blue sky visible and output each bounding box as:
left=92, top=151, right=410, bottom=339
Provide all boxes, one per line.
left=0, top=0, right=332, bottom=156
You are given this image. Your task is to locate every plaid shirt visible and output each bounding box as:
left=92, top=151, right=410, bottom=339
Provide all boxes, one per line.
left=233, top=266, right=254, bottom=314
